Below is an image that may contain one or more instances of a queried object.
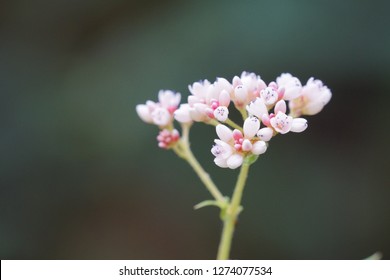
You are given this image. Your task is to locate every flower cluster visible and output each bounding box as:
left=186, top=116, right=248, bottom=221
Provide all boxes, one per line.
left=136, top=72, right=331, bottom=168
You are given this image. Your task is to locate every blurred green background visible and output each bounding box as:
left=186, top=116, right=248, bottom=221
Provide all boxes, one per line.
left=1, top=0, right=389, bottom=259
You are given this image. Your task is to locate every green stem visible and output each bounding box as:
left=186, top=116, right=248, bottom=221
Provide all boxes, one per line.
left=225, top=118, right=243, bottom=131
left=217, top=159, right=250, bottom=260
left=175, top=124, right=225, bottom=204
left=238, top=107, right=248, bottom=120
left=207, top=119, right=220, bottom=127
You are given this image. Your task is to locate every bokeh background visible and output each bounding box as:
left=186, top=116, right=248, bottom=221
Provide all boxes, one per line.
left=1, top=0, right=389, bottom=259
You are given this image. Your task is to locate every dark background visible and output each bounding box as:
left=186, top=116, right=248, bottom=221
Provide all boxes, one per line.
left=1, top=0, right=389, bottom=259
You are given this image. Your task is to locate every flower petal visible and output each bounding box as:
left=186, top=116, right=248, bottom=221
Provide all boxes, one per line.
left=257, top=127, right=274, bottom=141
left=158, top=90, right=181, bottom=108
left=136, top=104, right=152, bottom=123
left=234, top=84, right=248, bottom=104
left=151, top=108, right=171, bottom=126
left=246, top=97, right=268, bottom=119
left=270, top=112, right=293, bottom=134
left=214, top=157, right=228, bottom=168
left=243, top=116, right=260, bottom=138
left=216, top=124, right=233, bottom=142
left=214, top=106, right=229, bottom=122
left=290, top=118, right=308, bottom=133
left=241, top=139, right=253, bottom=152
left=219, top=90, right=231, bottom=107
left=227, top=154, right=244, bottom=169
left=174, top=104, right=192, bottom=123
left=252, top=141, right=267, bottom=155
left=276, top=73, right=302, bottom=100
left=274, top=100, right=287, bottom=114
left=260, top=87, right=278, bottom=105
left=214, top=139, right=233, bottom=159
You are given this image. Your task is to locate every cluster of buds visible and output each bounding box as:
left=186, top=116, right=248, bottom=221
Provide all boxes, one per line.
left=136, top=72, right=331, bottom=168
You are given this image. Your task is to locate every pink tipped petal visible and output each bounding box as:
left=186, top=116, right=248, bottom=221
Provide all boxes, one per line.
left=252, top=141, right=267, bottom=155
left=216, top=124, right=233, bottom=142
left=261, top=114, right=271, bottom=127
left=257, top=127, right=274, bottom=141
left=243, top=116, right=260, bottom=138
left=291, top=118, right=308, bottom=133
left=136, top=104, right=153, bottom=123
left=214, top=106, right=229, bottom=122
left=232, top=129, right=243, bottom=141
left=274, top=100, right=287, bottom=114
left=171, top=129, right=180, bottom=139
left=277, top=87, right=285, bottom=100
left=219, top=90, right=231, bottom=107
left=241, top=139, right=253, bottom=152
left=227, top=154, right=244, bottom=169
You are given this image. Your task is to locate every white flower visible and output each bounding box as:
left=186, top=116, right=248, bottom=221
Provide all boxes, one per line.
left=136, top=104, right=153, bottom=123
left=243, top=116, right=260, bottom=139
left=158, top=90, right=181, bottom=112
left=257, top=127, right=274, bottom=141
left=136, top=90, right=181, bottom=127
left=260, top=86, right=279, bottom=106
left=212, top=118, right=266, bottom=169
left=289, top=77, right=332, bottom=117
left=276, top=73, right=302, bottom=100
left=151, top=107, right=171, bottom=126
left=246, top=97, right=268, bottom=119
left=290, top=118, right=308, bottom=132
left=268, top=100, right=308, bottom=134
left=188, top=80, right=211, bottom=105
left=231, top=72, right=267, bottom=108
left=213, top=106, right=229, bottom=122
left=187, top=79, right=232, bottom=122
left=174, top=104, right=192, bottom=124
left=270, top=112, right=293, bottom=134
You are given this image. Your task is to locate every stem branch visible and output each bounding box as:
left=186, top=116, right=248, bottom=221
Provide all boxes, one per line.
left=175, top=124, right=225, bottom=204
left=217, top=159, right=250, bottom=260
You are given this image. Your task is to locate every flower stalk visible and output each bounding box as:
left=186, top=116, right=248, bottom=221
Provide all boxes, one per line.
left=217, top=159, right=250, bottom=260
left=174, top=124, right=225, bottom=204
left=136, top=71, right=331, bottom=259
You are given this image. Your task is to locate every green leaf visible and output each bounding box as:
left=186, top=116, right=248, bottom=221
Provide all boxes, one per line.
left=194, top=196, right=229, bottom=211
left=193, top=200, right=221, bottom=210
